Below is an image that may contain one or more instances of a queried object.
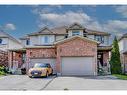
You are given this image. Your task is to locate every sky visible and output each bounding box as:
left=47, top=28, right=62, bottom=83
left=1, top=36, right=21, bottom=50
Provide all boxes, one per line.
left=0, top=5, right=127, bottom=39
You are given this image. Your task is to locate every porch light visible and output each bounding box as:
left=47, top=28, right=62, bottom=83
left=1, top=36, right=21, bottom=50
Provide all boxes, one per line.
left=98, top=54, right=101, bottom=58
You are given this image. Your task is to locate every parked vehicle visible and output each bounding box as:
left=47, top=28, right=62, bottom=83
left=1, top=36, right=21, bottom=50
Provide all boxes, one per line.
left=28, top=63, right=53, bottom=78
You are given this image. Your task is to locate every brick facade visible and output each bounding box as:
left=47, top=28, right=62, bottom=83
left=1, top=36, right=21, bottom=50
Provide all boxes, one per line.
left=121, top=53, right=127, bottom=72
left=103, top=51, right=109, bottom=66
left=26, top=48, right=56, bottom=59
left=0, top=50, right=8, bottom=67
left=24, top=38, right=98, bottom=74
left=25, top=48, right=56, bottom=71
left=8, top=51, right=22, bottom=68
left=8, top=37, right=110, bottom=75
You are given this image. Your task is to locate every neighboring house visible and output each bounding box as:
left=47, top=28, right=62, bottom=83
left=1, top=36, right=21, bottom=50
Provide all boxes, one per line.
left=118, top=33, right=127, bottom=73
left=0, top=30, right=23, bottom=70
left=8, top=23, right=111, bottom=75
left=0, top=30, right=23, bottom=51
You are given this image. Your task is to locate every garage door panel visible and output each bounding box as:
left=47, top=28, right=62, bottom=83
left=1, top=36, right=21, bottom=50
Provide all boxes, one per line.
left=30, top=58, right=56, bottom=74
left=62, top=57, right=94, bottom=75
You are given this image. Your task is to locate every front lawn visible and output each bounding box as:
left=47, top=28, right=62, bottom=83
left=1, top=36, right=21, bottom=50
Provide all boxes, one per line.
left=113, top=74, right=127, bottom=80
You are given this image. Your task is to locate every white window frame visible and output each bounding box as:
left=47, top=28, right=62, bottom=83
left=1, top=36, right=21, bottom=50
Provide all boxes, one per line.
left=95, top=35, right=104, bottom=43
left=72, top=30, right=80, bottom=36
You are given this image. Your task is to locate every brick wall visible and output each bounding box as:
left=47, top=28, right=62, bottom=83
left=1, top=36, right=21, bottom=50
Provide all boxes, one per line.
left=26, top=48, right=56, bottom=59
left=0, top=50, right=8, bottom=67
left=123, top=54, right=127, bottom=64
left=25, top=38, right=98, bottom=74
left=25, top=48, right=56, bottom=71
left=57, top=38, right=97, bottom=56
left=8, top=51, right=23, bottom=68
left=103, top=51, right=109, bottom=66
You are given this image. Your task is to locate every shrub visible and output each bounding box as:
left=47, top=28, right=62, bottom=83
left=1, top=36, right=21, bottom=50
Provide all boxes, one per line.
left=0, top=66, right=6, bottom=75
left=110, top=36, right=122, bottom=74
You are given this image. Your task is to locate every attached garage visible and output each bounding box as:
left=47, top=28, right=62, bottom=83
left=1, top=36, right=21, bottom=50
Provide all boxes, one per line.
left=30, top=58, right=56, bottom=74
left=61, top=57, right=94, bottom=76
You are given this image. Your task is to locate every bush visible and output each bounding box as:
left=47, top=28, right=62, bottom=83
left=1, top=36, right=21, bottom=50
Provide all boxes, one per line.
left=0, top=66, right=6, bottom=75
left=0, top=71, right=6, bottom=75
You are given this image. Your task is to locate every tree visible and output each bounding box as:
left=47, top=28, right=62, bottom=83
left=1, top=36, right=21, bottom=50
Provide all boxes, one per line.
left=110, top=36, right=122, bottom=74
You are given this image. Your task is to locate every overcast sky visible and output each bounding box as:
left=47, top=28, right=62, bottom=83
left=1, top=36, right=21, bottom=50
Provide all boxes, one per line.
left=0, top=5, right=127, bottom=39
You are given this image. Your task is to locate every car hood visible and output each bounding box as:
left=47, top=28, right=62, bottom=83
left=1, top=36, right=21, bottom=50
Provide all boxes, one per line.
left=29, top=68, right=46, bottom=71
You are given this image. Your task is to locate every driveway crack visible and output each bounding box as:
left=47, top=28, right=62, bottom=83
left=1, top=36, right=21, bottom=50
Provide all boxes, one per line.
left=40, top=76, right=56, bottom=90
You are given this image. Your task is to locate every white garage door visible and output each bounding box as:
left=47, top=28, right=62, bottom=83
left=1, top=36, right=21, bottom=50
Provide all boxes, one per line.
left=30, top=58, right=56, bottom=74
left=61, top=57, right=94, bottom=75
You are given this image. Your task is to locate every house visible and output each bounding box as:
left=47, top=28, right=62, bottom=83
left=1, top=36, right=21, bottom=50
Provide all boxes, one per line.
left=0, top=30, right=23, bottom=70
left=8, top=23, right=112, bottom=75
left=118, top=33, right=127, bottom=73
left=0, top=30, right=23, bottom=51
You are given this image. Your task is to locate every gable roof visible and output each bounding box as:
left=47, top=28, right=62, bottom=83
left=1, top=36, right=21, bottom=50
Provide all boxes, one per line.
left=0, top=30, right=21, bottom=44
left=19, top=35, right=30, bottom=40
left=54, top=35, right=100, bottom=45
left=20, top=23, right=110, bottom=39
left=118, top=33, right=127, bottom=41
left=51, top=26, right=68, bottom=35
left=86, top=29, right=110, bottom=36
left=28, top=27, right=55, bottom=36
left=67, top=23, right=85, bottom=30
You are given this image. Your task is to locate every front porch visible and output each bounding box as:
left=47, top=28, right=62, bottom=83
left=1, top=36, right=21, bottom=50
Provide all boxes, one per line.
left=8, top=48, right=26, bottom=74
left=121, top=51, right=127, bottom=73
left=97, top=46, right=112, bottom=75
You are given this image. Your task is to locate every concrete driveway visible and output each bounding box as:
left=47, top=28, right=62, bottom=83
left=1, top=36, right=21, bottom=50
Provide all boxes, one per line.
left=44, top=75, right=127, bottom=90
left=1, top=75, right=127, bottom=90
left=0, top=75, right=55, bottom=90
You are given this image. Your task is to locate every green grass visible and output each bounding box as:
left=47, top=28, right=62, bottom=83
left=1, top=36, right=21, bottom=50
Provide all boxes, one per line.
left=113, top=74, right=127, bottom=80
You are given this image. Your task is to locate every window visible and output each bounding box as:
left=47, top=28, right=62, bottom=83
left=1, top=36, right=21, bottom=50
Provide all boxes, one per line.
left=0, top=39, right=2, bottom=44
left=26, top=40, right=30, bottom=45
left=95, top=35, right=104, bottom=43
left=72, top=31, right=80, bottom=36
left=44, top=36, right=49, bottom=44
left=42, top=35, right=54, bottom=45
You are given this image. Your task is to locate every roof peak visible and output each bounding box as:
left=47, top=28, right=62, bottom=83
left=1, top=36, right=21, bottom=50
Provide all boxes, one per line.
left=38, top=27, right=53, bottom=33
left=67, top=22, right=85, bottom=30
left=0, top=30, right=21, bottom=44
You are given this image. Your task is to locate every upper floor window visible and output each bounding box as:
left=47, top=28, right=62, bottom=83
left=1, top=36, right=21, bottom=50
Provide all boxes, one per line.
left=44, top=36, right=49, bottom=44
left=0, top=39, right=2, bottom=44
left=95, top=35, right=104, bottom=43
left=26, top=40, right=30, bottom=45
left=72, top=31, right=80, bottom=36
left=41, top=35, right=54, bottom=45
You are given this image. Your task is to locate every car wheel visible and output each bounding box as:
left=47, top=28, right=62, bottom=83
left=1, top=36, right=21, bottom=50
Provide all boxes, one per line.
left=51, top=69, right=53, bottom=75
left=45, top=72, right=48, bottom=78
left=29, top=76, right=32, bottom=78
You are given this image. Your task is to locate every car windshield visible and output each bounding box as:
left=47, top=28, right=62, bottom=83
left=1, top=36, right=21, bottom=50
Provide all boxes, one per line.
left=34, top=63, right=47, bottom=68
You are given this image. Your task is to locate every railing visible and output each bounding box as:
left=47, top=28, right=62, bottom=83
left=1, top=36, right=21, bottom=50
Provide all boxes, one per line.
left=98, top=62, right=111, bottom=75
